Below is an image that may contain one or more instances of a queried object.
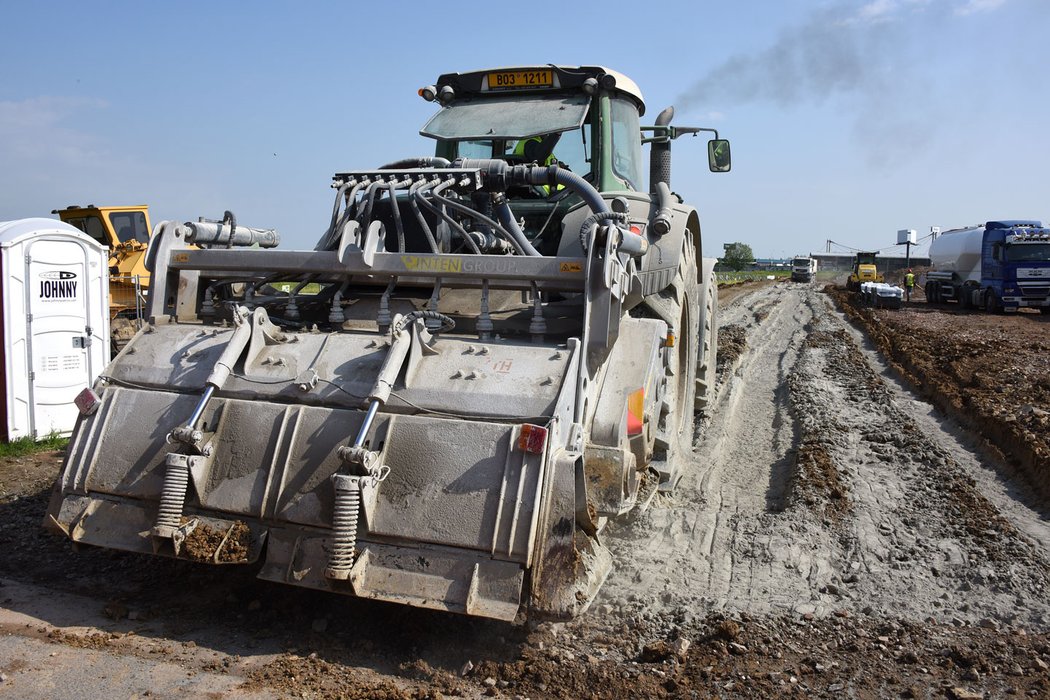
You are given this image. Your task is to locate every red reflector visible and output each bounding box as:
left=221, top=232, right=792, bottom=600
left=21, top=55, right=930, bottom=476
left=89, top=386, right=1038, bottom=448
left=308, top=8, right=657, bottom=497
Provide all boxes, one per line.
left=630, top=225, right=642, bottom=236
left=517, top=424, right=548, bottom=454
left=75, top=387, right=101, bottom=416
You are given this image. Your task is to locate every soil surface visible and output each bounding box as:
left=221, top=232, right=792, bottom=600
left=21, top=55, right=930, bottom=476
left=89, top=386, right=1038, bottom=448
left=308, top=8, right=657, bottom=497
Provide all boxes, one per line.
left=2, top=280, right=1050, bottom=699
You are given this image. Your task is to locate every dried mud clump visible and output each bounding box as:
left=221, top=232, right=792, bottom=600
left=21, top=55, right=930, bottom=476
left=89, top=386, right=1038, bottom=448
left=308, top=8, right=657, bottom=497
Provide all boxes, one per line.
left=716, top=324, right=747, bottom=372
left=182, top=520, right=251, bottom=563
left=793, top=441, right=849, bottom=520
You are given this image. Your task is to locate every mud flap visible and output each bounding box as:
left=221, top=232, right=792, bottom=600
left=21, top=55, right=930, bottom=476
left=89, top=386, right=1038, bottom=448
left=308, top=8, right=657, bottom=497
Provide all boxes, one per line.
left=528, top=450, right=612, bottom=620
left=47, top=495, right=265, bottom=564
left=257, top=532, right=525, bottom=621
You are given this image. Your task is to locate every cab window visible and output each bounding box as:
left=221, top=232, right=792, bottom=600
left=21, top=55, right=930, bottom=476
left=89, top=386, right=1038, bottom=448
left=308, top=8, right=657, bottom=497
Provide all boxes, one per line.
left=610, top=97, right=643, bottom=191
left=108, top=211, right=150, bottom=244
left=64, top=216, right=109, bottom=246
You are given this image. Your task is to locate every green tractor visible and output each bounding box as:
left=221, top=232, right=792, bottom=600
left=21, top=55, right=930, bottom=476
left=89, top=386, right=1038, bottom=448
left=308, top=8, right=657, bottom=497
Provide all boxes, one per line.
left=47, top=66, right=730, bottom=621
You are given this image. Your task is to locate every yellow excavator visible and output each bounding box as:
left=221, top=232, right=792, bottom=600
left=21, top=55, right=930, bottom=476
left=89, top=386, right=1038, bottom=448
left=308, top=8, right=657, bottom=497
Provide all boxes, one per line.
left=846, top=250, right=884, bottom=291
left=52, top=205, right=152, bottom=351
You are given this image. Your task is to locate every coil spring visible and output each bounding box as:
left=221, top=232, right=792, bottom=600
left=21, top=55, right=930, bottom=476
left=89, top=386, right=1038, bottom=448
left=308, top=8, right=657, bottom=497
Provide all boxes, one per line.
left=155, top=460, right=190, bottom=532
left=325, top=476, right=361, bottom=579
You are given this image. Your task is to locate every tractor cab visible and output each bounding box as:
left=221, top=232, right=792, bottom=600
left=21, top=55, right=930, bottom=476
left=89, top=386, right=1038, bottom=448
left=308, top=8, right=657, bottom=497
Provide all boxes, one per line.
left=416, top=66, right=730, bottom=255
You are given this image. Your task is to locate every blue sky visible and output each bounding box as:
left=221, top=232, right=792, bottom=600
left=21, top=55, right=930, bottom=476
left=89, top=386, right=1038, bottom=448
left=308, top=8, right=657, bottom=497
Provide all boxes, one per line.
left=1, top=0, right=1047, bottom=258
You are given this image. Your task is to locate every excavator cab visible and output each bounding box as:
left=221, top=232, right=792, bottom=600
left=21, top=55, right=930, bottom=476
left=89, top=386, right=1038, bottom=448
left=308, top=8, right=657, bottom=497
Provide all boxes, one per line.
left=53, top=205, right=153, bottom=350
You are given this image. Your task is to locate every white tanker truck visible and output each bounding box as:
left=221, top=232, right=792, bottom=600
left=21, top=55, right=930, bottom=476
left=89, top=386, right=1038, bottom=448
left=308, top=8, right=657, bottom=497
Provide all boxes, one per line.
left=925, top=220, right=1050, bottom=314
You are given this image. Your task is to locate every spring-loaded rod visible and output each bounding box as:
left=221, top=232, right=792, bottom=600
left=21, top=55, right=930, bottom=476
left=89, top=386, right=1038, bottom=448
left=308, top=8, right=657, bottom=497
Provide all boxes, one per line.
left=325, top=311, right=455, bottom=580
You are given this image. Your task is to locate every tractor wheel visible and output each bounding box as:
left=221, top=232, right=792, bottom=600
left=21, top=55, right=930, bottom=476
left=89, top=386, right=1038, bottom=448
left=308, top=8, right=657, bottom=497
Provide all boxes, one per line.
left=652, top=238, right=699, bottom=489
left=695, top=257, right=719, bottom=412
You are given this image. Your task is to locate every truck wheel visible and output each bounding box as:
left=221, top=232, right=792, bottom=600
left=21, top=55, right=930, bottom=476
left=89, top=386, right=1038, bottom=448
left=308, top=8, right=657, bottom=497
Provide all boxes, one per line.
left=695, top=257, right=719, bottom=412
left=984, top=289, right=1000, bottom=314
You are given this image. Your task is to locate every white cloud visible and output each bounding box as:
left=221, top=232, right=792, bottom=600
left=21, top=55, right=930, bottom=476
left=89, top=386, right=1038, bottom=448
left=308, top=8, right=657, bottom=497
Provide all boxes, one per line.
left=0, top=96, right=109, bottom=166
left=851, top=0, right=935, bottom=24
left=954, top=0, right=1007, bottom=16
left=858, top=0, right=899, bottom=22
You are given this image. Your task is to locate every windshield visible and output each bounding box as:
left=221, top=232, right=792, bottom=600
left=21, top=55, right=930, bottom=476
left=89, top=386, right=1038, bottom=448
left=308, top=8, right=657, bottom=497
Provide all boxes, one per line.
left=1004, top=243, right=1050, bottom=262
left=448, top=125, right=592, bottom=179
left=108, top=211, right=150, bottom=244
left=64, top=215, right=108, bottom=245
left=421, top=94, right=590, bottom=141
left=793, top=258, right=810, bottom=266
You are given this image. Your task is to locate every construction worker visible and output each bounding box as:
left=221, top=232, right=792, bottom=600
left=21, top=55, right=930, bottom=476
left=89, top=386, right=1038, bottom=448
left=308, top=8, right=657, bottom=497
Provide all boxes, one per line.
left=513, top=135, right=562, bottom=194
left=904, top=268, right=915, bottom=302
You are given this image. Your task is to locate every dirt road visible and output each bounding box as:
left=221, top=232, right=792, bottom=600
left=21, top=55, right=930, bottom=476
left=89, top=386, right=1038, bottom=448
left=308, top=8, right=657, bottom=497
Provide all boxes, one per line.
left=2, top=282, right=1049, bottom=699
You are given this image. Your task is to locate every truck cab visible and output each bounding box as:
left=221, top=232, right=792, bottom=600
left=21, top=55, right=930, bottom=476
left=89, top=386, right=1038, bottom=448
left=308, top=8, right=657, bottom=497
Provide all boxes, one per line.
left=982, top=221, right=1050, bottom=313
left=791, top=256, right=816, bottom=282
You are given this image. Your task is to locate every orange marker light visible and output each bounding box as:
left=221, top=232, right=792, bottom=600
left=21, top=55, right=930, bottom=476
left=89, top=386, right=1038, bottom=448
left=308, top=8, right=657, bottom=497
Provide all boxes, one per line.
left=517, top=424, right=548, bottom=454
left=627, top=388, right=645, bottom=436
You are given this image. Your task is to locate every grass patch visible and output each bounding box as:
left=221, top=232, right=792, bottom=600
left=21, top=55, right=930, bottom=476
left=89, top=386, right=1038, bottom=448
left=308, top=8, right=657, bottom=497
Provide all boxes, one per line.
left=0, top=433, right=68, bottom=458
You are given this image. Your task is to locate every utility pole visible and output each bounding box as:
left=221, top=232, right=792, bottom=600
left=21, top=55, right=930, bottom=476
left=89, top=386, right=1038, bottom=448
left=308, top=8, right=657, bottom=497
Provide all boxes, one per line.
left=897, top=229, right=917, bottom=269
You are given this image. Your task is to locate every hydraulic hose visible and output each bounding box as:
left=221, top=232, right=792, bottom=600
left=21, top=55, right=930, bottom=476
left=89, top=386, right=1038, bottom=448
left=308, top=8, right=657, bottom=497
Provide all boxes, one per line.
left=495, top=199, right=541, bottom=256
left=327, top=182, right=350, bottom=238
left=377, top=157, right=451, bottom=169
left=652, top=181, right=675, bottom=237
left=407, top=180, right=440, bottom=253
left=548, top=168, right=608, bottom=217
left=429, top=190, right=527, bottom=256
left=316, top=181, right=366, bottom=251
left=358, top=181, right=385, bottom=226
left=578, top=211, right=629, bottom=252
left=392, top=309, right=455, bottom=335
left=386, top=181, right=407, bottom=253
left=222, top=210, right=237, bottom=249
left=415, top=180, right=482, bottom=254
left=456, top=159, right=612, bottom=219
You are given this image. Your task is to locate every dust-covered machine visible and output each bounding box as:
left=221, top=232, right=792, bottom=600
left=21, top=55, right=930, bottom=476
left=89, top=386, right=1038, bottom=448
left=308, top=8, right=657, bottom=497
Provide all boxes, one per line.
left=46, top=66, right=729, bottom=621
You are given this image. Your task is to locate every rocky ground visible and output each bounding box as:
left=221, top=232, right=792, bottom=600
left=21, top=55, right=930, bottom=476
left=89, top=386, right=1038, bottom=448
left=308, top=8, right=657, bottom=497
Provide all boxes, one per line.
left=2, top=281, right=1050, bottom=699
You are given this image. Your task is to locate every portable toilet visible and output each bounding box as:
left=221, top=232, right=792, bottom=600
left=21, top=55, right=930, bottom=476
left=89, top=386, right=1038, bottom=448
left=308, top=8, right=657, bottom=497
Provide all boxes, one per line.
left=0, top=218, right=110, bottom=440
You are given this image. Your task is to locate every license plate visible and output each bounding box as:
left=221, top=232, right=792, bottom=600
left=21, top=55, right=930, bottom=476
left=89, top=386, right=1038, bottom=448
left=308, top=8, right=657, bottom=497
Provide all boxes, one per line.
left=486, top=70, right=553, bottom=90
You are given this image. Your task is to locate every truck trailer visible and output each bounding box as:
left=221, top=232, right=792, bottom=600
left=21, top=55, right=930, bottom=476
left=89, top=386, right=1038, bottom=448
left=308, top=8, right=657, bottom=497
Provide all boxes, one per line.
left=925, top=220, right=1050, bottom=314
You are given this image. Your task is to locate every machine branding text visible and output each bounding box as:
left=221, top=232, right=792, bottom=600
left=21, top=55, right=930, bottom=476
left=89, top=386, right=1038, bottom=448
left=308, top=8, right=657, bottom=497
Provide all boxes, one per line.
left=38, top=270, right=78, bottom=302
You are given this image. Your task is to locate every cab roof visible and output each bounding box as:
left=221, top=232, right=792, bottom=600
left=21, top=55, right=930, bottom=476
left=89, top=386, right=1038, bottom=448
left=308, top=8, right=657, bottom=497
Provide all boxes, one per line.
left=431, top=65, right=646, bottom=115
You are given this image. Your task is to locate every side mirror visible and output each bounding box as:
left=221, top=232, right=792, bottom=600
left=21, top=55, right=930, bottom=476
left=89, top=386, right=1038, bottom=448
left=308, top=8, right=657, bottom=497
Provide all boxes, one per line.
left=708, top=139, right=731, bottom=172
